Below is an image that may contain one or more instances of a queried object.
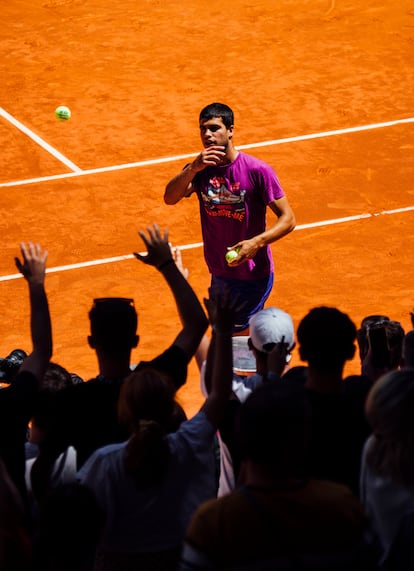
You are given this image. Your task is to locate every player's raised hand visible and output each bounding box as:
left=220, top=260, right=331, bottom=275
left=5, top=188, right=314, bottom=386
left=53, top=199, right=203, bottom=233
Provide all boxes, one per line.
left=15, top=242, right=48, bottom=285
left=191, top=145, right=226, bottom=172
left=134, top=223, right=174, bottom=270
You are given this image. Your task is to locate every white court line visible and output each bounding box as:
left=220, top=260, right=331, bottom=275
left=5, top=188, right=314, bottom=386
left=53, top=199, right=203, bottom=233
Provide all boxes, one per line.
left=1, top=206, right=413, bottom=283
left=0, top=116, right=413, bottom=188
left=0, top=107, right=82, bottom=173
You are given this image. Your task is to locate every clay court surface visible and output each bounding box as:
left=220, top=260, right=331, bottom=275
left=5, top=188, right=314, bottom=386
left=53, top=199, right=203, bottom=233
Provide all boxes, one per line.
left=1, top=0, right=413, bottom=415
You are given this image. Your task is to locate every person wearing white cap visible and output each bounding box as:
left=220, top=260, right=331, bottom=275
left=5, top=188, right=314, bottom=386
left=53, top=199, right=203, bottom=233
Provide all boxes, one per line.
left=171, top=246, right=296, bottom=495
left=215, top=306, right=296, bottom=496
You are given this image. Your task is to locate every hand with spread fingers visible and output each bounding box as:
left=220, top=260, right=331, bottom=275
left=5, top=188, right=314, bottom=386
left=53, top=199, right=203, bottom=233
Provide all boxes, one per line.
left=134, top=223, right=174, bottom=271
left=15, top=242, right=48, bottom=285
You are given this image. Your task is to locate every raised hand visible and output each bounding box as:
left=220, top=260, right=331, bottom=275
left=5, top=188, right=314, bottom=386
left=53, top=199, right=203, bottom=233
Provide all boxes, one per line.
left=191, top=145, right=227, bottom=172
left=134, top=223, right=174, bottom=270
left=14, top=242, right=48, bottom=284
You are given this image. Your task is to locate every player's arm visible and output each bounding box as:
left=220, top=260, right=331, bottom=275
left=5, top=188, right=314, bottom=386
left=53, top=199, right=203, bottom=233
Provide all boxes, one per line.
left=261, top=195, right=296, bottom=244
left=227, top=196, right=296, bottom=266
left=164, top=164, right=197, bottom=204
left=164, top=146, right=226, bottom=205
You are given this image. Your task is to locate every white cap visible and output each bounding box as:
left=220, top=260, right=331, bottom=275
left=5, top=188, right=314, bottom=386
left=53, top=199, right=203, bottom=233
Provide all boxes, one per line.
left=249, top=307, right=295, bottom=353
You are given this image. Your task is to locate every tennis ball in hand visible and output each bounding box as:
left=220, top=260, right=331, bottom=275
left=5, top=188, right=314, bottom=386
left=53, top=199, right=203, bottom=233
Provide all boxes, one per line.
left=225, top=249, right=239, bottom=263
left=55, top=105, right=71, bottom=121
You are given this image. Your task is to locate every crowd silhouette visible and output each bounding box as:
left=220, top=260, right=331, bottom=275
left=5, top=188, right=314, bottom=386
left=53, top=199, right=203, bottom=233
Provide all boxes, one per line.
left=1, top=227, right=413, bottom=571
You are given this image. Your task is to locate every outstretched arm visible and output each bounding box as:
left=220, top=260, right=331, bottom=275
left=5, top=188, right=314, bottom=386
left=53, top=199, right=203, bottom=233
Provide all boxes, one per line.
left=134, top=224, right=208, bottom=361
left=171, top=245, right=210, bottom=374
left=15, top=242, right=52, bottom=381
left=201, top=287, right=237, bottom=427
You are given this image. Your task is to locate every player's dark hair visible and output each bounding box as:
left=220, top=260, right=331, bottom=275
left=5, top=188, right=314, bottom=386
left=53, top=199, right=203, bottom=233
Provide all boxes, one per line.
left=199, top=102, right=234, bottom=128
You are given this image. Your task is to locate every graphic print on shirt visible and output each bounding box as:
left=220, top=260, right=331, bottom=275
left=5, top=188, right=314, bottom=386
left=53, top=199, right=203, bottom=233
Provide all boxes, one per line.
left=201, top=176, right=246, bottom=222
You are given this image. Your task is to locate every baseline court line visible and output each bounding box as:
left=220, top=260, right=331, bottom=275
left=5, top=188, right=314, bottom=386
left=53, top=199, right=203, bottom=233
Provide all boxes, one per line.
left=0, top=116, right=413, bottom=188
left=1, top=206, right=413, bottom=283
left=0, top=107, right=82, bottom=173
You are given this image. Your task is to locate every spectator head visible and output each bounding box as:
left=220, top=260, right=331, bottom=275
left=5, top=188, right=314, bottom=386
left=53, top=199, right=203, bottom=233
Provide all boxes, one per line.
left=383, top=320, right=405, bottom=368
left=365, top=368, right=414, bottom=487
left=40, top=362, right=73, bottom=392
left=248, top=307, right=295, bottom=361
left=88, top=298, right=138, bottom=357
left=239, top=381, right=311, bottom=478
left=31, top=362, right=80, bottom=442
left=297, top=306, right=356, bottom=371
left=357, top=315, right=390, bottom=362
left=402, top=330, right=414, bottom=369
left=357, top=315, right=404, bottom=369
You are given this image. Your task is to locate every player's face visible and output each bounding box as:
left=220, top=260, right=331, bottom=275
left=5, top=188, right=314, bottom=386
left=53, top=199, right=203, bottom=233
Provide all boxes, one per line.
left=199, top=117, right=233, bottom=149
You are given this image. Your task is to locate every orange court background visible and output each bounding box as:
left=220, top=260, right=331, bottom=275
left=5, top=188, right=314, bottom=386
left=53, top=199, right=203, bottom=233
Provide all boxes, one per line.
left=1, top=0, right=414, bottom=417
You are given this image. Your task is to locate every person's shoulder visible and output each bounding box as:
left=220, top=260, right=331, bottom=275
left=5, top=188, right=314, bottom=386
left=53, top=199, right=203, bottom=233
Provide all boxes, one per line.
left=187, top=489, right=248, bottom=539
left=174, top=410, right=214, bottom=435
left=168, top=411, right=215, bottom=452
left=137, top=345, right=188, bottom=389
left=304, top=479, right=364, bottom=512
left=232, top=374, right=263, bottom=402
left=81, top=441, right=126, bottom=470
left=237, top=151, right=273, bottom=169
left=342, top=374, right=373, bottom=398
left=92, top=441, right=125, bottom=458
left=189, top=489, right=234, bottom=524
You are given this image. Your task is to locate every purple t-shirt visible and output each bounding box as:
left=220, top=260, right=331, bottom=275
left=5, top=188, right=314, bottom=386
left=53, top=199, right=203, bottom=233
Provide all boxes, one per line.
left=191, top=152, right=285, bottom=280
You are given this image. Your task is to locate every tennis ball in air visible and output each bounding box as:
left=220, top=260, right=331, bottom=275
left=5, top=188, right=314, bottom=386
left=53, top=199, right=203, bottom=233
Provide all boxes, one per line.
left=55, top=105, right=71, bottom=121
left=225, top=249, right=239, bottom=263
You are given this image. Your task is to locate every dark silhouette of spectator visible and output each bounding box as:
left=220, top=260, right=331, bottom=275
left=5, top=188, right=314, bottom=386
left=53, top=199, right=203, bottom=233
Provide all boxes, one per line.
left=26, top=363, right=83, bottom=506
left=181, top=381, right=375, bottom=570
left=0, top=456, right=32, bottom=571
left=297, top=306, right=370, bottom=495
left=216, top=307, right=295, bottom=496
left=357, top=315, right=405, bottom=383
left=32, top=482, right=104, bottom=571
left=31, top=224, right=208, bottom=501
left=357, top=315, right=390, bottom=365
left=77, top=288, right=237, bottom=570
left=360, top=368, right=414, bottom=569
left=282, top=364, right=308, bottom=384
left=0, top=242, right=52, bottom=525
left=401, top=330, right=414, bottom=369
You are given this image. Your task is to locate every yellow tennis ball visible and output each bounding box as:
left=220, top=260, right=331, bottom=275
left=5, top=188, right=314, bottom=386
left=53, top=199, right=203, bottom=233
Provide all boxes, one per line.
left=225, top=249, right=239, bottom=263
left=55, top=105, right=71, bottom=121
